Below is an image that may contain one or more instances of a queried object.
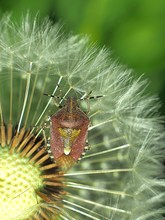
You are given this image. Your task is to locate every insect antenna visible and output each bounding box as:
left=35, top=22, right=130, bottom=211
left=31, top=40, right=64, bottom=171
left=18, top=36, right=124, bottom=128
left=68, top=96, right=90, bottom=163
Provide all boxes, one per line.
left=43, top=93, right=63, bottom=100
left=80, top=90, right=103, bottom=101
left=79, top=91, right=103, bottom=113
left=43, top=93, right=64, bottom=108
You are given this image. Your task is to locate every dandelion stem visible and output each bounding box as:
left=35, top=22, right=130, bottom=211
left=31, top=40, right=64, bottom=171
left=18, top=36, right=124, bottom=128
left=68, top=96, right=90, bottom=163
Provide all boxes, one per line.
left=9, top=53, right=13, bottom=122
left=64, top=200, right=110, bottom=220
left=34, top=75, right=63, bottom=127
left=17, top=63, right=32, bottom=132
left=59, top=87, right=72, bottom=105
left=67, top=195, right=132, bottom=215
left=84, top=144, right=130, bottom=158
left=64, top=204, right=100, bottom=220
left=31, top=66, right=51, bottom=124
left=66, top=182, right=132, bottom=197
left=24, top=66, right=40, bottom=127
left=64, top=168, right=133, bottom=176
left=88, top=118, right=114, bottom=130
left=0, top=102, right=3, bottom=124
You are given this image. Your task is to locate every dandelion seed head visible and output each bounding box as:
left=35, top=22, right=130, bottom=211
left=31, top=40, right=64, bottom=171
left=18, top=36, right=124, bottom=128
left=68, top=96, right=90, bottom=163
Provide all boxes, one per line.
left=0, top=14, right=165, bottom=220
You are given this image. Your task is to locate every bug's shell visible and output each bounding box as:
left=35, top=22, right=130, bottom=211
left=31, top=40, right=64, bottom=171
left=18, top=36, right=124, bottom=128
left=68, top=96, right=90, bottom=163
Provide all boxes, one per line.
left=50, top=97, right=90, bottom=170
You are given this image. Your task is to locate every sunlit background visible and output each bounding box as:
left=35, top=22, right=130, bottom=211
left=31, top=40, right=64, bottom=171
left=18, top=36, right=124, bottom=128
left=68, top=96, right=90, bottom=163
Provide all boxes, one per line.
left=0, top=0, right=165, bottom=114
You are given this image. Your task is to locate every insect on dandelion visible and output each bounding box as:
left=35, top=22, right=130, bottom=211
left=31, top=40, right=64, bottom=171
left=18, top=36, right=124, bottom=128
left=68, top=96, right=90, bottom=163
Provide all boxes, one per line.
left=43, top=92, right=103, bottom=170
left=0, top=14, right=165, bottom=220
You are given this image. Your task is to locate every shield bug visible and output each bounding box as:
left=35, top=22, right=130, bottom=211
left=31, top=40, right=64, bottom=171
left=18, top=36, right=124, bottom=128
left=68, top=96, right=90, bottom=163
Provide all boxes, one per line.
left=44, top=93, right=102, bottom=170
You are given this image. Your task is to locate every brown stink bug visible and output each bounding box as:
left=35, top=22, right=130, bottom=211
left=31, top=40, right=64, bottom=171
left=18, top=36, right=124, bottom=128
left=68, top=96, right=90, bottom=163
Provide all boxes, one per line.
left=44, top=92, right=102, bottom=170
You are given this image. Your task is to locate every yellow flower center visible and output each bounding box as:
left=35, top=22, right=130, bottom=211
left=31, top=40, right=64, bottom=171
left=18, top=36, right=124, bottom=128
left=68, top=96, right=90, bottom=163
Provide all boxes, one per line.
left=0, top=147, right=43, bottom=220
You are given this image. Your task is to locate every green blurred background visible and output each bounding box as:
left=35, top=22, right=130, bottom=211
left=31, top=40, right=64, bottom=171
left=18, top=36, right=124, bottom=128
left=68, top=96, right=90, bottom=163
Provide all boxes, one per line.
left=1, top=0, right=165, bottom=114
